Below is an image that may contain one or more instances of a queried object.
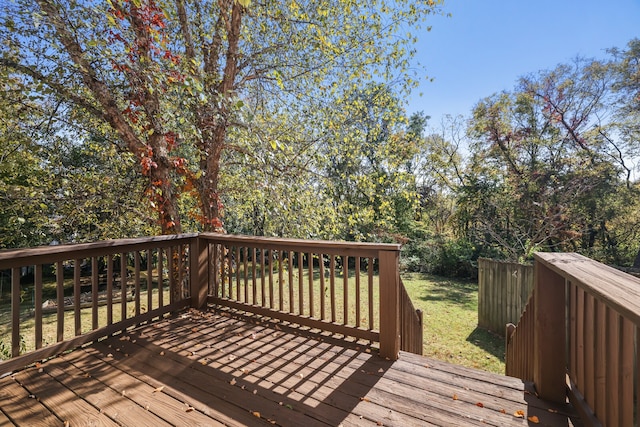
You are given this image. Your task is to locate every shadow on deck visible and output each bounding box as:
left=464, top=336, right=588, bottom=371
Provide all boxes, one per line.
left=0, top=307, right=580, bottom=426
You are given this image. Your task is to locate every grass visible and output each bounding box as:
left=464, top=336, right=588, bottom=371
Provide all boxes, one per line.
left=0, top=284, right=170, bottom=360
left=1, top=267, right=506, bottom=375
left=401, top=272, right=505, bottom=374
left=215, top=261, right=382, bottom=330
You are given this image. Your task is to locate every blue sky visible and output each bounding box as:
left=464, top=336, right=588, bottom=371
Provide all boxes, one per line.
left=407, top=0, right=640, bottom=127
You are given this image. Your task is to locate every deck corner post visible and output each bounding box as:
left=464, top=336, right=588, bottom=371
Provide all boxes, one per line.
left=190, top=236, right=209, bottom=309
left=379, top=249, right=400, bottom=360
left=533, top=257, right=566, bottom=403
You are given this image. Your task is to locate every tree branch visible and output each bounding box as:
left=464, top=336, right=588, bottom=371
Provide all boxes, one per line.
left=36, top=0, right=145, bottom=158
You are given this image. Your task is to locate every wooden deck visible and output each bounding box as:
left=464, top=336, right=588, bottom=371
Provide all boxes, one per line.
left=0, top=307, right=579, bottom=426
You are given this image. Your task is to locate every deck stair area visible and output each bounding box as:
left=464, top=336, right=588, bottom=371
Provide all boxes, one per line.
left=506, top=252, right=640, bottom=426
left=0, top=234, right=608, bottom=425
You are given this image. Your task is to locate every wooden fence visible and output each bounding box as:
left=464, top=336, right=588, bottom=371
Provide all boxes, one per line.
left=477, top=258, right=534, bottom=336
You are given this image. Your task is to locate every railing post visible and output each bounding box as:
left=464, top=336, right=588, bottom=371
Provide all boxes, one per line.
left=190, top=236, right=208, bottom=309
left=379, top=249, right=400, bottom=360
left=533, top=259, right=566, bottom=403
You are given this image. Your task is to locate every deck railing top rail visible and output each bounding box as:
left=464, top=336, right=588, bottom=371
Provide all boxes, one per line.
left=198, top=232, right=401, bottom=254
left=0, top=233, right=401, bottom=270
left=535, top=252, right=640, bottom=326
left=0, top=233, right=199, bottom=269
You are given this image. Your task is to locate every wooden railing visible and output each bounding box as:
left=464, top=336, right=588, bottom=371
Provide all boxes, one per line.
left=505, top=290, right=534, bottom=382
left=0, top=234, right=196, bottom=376
left=505, top=252, right=640, bottom=426
left=399, top=277, right=423, bottom=355
left=0, top=233, right=415, bottom=375
left=193, top=233, right=407, bottom=359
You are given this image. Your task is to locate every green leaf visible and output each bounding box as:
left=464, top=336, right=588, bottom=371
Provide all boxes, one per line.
left=237, top=0, right=251, bottom=7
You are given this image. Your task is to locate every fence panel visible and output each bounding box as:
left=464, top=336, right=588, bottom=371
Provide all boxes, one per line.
left=478, top=258, right=534, bottom=335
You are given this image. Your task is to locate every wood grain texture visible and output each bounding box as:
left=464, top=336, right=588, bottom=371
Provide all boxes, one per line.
left=0, top=307, right=579, bottom=426
left=535, top=252, right=640, bottom=327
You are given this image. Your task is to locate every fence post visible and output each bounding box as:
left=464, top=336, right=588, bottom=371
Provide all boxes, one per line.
left=533, top=258, right=566, bottom=402
left=190, top=236, right=208, bottom=309
left=379, top=249, right=400, bottom=360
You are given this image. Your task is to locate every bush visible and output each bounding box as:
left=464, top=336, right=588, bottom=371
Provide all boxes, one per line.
left=401, top=236, right=478, bottom=279
left=433, top=239, right=477, bottom=279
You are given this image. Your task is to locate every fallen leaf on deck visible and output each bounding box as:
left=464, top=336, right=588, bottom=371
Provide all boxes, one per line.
left=121, top=390, right=127, bottom=397
left=64, top=421, right=70, bottom=427
left=548, top=409, right=558, bottom=413
left=185, top=406, right=194, bottom=412
left=514, top=410, right=525, bottom=418
left=500, top=409, right=506, bottom=414
left=160, top=351, right=165, bottom=356
left=153, top=386, right=165, bottom=393
left=360, top=397, right=370, bottom=402
left=528, top=416, right=540, bottom=423
left=35, top=362, right=42, bottom=369
left=252, top=411, right=261, bottom=418
left=106, top=353, right=113, bottom=358
left=476, top=402, right=484, bottom=408
left=229, top=378, right=236, bottom=385
left=452, top=394, right=458, bottom=400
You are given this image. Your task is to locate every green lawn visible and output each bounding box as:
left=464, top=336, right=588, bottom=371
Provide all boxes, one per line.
left=2, top=269, right=506, bottom=374
left=401, top=272, right=505, bottom=374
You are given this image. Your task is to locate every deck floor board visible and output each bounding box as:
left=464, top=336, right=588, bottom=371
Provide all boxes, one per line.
left=0, top=307, right=579, bottom=426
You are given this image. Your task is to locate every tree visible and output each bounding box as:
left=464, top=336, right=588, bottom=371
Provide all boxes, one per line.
left=1, top=0, right=443, bottom=235
left=0, top=69, right=51, bottom=248
left=0, top=60, right=153, bottom=247
left=610, top=39, right=640, bottom=266
left=322, top=83, right=424, bottom=241
left=463, top=57, right=628, bottom=261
